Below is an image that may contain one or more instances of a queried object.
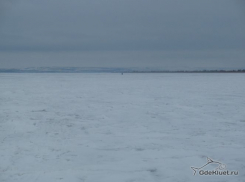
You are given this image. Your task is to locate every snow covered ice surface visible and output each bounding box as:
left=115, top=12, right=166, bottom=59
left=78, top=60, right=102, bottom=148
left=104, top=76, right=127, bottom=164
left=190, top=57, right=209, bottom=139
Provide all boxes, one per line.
left=1, top=73, right=245, bottom=182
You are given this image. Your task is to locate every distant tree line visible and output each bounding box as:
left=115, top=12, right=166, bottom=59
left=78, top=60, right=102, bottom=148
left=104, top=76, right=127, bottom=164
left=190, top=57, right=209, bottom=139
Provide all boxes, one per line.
left=131, top=69, right=245, bottom=73
left=0, top=68, right=245, bottom=73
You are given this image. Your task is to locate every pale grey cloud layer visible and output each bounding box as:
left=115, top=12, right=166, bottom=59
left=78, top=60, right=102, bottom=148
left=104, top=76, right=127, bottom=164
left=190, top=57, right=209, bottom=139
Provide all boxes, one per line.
left=0, top=0, right=245, bottom=69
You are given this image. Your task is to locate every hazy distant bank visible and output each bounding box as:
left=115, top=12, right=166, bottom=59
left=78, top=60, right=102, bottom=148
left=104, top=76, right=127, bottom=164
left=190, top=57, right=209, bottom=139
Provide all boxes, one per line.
left=0, top=67, right=245, bottom=73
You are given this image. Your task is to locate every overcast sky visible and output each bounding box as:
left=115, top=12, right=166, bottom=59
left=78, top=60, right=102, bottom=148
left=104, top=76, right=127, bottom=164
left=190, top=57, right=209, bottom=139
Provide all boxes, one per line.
left=0, top=0, right=245, bottom=70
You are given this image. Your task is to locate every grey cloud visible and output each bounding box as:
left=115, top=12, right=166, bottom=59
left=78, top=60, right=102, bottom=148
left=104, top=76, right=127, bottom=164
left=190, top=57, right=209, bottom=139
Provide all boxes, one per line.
left=1, top=50, right=245, bottom=70
left=0, top=0, right=245, bottom=69
left=1, top=0, right=245, bottom=51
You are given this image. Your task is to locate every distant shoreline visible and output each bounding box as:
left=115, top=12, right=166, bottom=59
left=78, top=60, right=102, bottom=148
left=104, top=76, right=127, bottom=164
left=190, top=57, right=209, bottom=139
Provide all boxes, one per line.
left=0, top=68, right=244, bottom=73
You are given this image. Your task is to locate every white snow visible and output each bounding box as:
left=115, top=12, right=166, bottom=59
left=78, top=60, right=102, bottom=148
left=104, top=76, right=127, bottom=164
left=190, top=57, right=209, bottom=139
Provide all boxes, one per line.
left=1, top=73, right=245, bottom=182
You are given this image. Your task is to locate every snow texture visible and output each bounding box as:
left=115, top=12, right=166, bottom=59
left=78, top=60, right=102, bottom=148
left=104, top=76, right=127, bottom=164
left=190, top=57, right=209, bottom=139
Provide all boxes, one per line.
left=1, top=73, right=245, bottom=182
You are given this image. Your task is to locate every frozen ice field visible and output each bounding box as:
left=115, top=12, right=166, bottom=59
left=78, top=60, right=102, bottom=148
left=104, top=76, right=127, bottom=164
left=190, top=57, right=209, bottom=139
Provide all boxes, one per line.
left=1, top=73, right=245, bottom=182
